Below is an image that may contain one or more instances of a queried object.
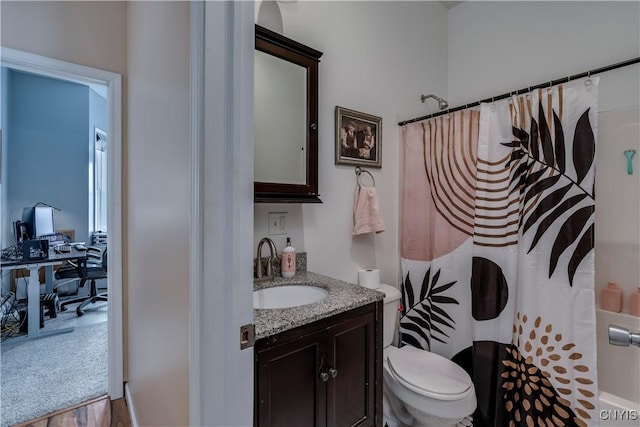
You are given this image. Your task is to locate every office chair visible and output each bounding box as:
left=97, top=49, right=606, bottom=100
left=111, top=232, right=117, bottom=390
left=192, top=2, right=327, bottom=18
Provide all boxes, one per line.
left=55, top=246, right=108, bottom=316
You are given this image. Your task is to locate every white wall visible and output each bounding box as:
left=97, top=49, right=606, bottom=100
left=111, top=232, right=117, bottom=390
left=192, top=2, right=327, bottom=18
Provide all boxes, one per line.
left=127, top=2, right=190, bottom=426
left=448, top=1, right=639, bottom=111
left=448, top=1, right=640, bottom=309
left=254, top=1, right=449, bottom=287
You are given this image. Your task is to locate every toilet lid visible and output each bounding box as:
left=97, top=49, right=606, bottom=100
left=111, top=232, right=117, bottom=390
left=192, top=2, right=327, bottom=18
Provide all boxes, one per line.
left=387, top=346, right=472, bottom=400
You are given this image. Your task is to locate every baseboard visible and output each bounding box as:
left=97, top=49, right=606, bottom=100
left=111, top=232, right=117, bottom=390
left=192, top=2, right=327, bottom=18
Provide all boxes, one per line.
left=124, top=382, right=139, bottom=427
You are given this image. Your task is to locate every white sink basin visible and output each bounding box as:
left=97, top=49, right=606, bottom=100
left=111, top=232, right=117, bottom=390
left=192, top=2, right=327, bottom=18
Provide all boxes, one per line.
left=253, top=285, right=329, bottom=309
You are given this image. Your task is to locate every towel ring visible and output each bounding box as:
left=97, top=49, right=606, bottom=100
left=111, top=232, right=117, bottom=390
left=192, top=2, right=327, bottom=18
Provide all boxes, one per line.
left=355, top=166, right=375, bottom=187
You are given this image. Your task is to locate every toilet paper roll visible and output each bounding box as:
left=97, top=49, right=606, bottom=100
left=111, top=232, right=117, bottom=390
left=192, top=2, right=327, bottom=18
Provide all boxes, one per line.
left=358, top=269, right=380, bottom=289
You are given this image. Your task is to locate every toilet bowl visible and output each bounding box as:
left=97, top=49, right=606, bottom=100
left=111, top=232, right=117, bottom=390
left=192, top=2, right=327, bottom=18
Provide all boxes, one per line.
left=377, top=284, right=476, bottom=427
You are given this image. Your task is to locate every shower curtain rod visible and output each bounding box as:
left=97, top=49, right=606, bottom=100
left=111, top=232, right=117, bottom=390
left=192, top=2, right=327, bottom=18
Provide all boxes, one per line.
left=398, top=56, right=640, bottom=126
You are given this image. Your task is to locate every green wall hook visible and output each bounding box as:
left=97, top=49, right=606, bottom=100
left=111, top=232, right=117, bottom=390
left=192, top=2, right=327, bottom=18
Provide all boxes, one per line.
left=624, top=149, right=636, bottom=175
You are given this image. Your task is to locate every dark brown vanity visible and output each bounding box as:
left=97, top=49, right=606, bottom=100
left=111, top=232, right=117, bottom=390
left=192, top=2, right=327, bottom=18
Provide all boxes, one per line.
left=254, top=25, right=323, bottom=203
left=252, top=272, right=384, bottom=427
left=255, top=303, right=381, bottom=427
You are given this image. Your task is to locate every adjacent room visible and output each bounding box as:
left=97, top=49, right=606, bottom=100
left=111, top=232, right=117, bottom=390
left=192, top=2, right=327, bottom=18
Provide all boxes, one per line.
left=0, top=68, right=109, bottom=426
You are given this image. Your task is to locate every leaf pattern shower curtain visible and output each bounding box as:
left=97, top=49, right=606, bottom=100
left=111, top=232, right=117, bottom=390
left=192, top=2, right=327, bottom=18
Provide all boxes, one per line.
left=399, top=78, right=599, bottom=426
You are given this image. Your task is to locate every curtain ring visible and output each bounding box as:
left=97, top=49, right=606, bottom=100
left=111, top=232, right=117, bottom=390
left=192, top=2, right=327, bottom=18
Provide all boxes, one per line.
left=585, top=71, right=593, bottom=87
left=491, top=97, right=496, bottom=112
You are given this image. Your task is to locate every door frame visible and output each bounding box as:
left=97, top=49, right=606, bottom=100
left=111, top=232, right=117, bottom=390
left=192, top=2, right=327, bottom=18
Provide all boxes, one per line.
left=189, top=1, right=254, bottom=425
left=0, top=46, right=124, bottom=399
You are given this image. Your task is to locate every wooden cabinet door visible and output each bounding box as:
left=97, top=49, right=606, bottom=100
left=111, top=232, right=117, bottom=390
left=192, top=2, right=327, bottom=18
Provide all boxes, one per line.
left=256, top=329, right=327, bottom=427
left=325, top=311, right=376, bottom=427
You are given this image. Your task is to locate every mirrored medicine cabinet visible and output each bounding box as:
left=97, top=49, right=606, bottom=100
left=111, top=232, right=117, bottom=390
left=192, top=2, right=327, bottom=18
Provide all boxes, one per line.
left=254, top=24, right=323, bottom=203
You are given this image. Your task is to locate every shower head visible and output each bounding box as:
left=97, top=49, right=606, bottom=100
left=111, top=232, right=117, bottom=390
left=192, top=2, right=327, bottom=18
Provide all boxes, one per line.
left=420, top=94, right=449, bottom=110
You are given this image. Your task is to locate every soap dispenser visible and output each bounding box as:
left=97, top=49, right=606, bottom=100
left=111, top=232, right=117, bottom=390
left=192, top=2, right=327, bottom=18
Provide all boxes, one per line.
left=601, top=282, right=623, bottom=313
left=281, top=237, right=296, bottom=278
left=630, top=286, right=640, bottom=317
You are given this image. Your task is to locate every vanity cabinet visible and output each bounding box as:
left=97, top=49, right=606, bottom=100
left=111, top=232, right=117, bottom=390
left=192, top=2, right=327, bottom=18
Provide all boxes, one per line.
left=255, top=302, right=382, bottom=427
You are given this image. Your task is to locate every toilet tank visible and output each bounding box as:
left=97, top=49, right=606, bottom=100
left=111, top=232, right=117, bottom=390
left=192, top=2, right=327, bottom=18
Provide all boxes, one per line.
left=377, top=283, right=402, bottom=348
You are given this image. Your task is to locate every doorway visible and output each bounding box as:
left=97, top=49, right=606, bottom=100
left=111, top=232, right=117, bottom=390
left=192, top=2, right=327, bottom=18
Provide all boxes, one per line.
left=0, top=47, right=123, bottom=423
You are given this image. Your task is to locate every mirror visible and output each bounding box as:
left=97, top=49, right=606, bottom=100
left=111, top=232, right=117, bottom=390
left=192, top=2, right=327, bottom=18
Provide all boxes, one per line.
left=254, top=25, right=323, bottom=203
left=254, top=50, right=306, bottom=185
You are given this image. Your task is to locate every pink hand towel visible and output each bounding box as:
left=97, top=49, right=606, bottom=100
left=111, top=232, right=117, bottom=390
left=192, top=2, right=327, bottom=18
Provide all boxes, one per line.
left=353, top=186, right=386, bottom=235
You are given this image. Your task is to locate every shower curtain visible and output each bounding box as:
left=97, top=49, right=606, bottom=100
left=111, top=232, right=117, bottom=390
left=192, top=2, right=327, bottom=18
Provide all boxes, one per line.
left=399, top=78, right=599, bottom=426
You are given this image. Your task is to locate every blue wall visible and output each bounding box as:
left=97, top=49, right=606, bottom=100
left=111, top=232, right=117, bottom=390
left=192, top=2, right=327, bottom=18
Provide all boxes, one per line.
left=90, top=88, right=108, bottom=132
left=5, top=69, right=93, bottom=244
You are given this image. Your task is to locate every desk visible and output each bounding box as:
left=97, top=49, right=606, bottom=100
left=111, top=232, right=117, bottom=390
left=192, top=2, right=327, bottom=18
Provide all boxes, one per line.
left=10, top=230, right=76, bottom=294
left=1, top=248, right=87, bottom=340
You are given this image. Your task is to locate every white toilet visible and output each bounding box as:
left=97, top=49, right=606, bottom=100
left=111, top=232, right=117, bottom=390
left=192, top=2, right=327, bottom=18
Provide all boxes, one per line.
left=378, top=283, right=476, bottom=427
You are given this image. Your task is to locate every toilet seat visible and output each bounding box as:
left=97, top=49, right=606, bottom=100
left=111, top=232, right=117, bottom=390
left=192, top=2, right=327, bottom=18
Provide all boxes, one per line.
left=387, top=346, right=472, bottom=401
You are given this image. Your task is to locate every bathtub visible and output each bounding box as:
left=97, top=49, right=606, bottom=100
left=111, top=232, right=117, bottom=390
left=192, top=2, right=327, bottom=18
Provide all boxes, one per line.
left=596, top=308, right=640, bottom=426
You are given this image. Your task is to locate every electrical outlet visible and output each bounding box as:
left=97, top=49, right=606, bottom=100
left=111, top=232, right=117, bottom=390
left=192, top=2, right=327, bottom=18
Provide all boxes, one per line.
left=268, top=212, right=287, bottom=235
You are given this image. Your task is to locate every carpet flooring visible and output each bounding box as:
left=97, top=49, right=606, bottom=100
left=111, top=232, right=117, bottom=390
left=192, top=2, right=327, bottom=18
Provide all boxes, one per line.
left=1, top=318, right=108, bottom=427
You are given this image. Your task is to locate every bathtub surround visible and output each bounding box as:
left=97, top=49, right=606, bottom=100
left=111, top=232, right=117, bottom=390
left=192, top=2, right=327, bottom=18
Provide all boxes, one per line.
left=400, top=79, right=599, bottom=425
left=596, top=308, right=640, bottom=414
left=595, top=107, right=640, bottom=311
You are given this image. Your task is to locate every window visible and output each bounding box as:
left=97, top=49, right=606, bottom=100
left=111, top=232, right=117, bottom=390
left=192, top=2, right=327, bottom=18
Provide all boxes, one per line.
left=93, top=127, right=108, bottom=233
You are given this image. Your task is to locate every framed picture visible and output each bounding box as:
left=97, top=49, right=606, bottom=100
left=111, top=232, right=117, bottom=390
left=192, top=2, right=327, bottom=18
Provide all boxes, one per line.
left=335, top=106, right=382, bottom=168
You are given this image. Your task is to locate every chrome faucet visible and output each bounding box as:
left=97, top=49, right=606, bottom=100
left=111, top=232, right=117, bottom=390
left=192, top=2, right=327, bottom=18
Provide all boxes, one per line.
left=255, top=237, right=278, bottom=282
left=609, top=325, right=640, bottom=347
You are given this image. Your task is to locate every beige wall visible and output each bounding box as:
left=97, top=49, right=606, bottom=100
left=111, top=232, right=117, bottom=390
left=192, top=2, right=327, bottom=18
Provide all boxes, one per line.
left=1, top=1, right=127, bottom=76
left=2, top=1, right=191, bottom=425
left=126, top=1, right=190, bottom=426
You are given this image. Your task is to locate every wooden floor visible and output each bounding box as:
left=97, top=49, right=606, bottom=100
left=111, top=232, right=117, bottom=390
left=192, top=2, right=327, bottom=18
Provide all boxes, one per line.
left=12, top=395, right=131, bottom=427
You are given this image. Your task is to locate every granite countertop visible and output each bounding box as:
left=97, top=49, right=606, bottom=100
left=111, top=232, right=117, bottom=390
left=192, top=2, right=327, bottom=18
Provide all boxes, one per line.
left=254, top=271, right=385, bottom=340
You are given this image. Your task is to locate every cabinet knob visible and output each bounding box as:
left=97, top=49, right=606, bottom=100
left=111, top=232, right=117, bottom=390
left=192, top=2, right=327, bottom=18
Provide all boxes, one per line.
left=310, top=123, right=317, bottom=130
left=319, top=372, right=329, bottom=382
left=328, top=368, right=338, bottom=378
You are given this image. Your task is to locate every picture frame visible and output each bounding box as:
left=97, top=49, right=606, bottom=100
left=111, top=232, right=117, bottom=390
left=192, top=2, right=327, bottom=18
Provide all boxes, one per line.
left=335, top=106, right=382, bottom=168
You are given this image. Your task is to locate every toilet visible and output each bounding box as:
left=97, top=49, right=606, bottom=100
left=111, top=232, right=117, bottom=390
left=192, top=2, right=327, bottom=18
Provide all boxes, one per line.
left=377, top=283, right=476, bottom=427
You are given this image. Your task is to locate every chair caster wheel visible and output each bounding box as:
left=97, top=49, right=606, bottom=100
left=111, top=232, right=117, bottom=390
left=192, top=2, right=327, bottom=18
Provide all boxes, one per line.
left=76, top=307, right=84, bottom=316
